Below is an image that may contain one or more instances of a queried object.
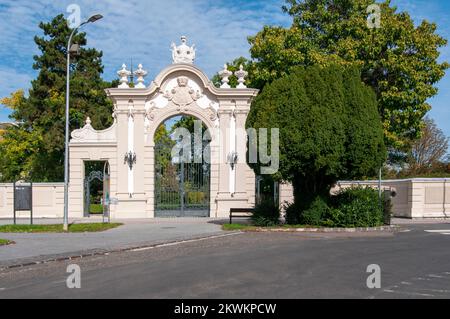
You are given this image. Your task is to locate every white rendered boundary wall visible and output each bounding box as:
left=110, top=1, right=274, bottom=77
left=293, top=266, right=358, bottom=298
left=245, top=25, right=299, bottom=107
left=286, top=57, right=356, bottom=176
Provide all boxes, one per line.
left=279, top=178, right=450, bottom=219
left=1, top=179, right=449, bottom=219
left=0, top=183, right=64, bottom=219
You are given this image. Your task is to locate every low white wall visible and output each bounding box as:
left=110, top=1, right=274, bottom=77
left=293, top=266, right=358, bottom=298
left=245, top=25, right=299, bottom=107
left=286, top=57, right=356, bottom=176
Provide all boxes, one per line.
left=1, top=179, right=448, bottom=220
left=0, top=183, right=64, bottom=219
left=280, top=178, right=450, bottom=219
left=335, top=178, right=450, bottom=219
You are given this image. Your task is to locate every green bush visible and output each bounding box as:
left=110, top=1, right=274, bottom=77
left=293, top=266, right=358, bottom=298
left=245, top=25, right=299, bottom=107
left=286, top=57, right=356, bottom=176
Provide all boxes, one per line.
left=284, top=202, right=300, bottom=225
left=328, top=187, right=384, bottom=227
left=284, top=187, right=385, bottom=228
left=300, top=197, right=330, bottom=226
left=252, top=200, right=280, bottom=226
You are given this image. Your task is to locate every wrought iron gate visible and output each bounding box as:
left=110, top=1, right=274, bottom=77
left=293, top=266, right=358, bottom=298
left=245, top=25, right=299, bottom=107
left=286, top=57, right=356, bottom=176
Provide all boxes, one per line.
left=155, top=140, right=210, bottom=217
left=84, top=170, right=103, bottom=217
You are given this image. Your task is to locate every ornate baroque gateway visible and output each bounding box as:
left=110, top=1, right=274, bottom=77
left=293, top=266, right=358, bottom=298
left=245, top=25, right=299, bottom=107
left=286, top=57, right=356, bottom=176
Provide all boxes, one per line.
left=68, top=37, right=259, bottom=218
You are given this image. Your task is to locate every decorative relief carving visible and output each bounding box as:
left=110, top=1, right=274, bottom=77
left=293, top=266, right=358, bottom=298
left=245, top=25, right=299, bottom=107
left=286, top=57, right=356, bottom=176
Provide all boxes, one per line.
left=207, top=103, right=218, bottom=121
left=145, top=102, right=157, bottom=121
left=71, top=117, right=116, bottom=142
left=171, top=36, right=196, bottom=64
left=112, top=102, right=118, bottom=120
left=163, top=76, right=202, bottom=108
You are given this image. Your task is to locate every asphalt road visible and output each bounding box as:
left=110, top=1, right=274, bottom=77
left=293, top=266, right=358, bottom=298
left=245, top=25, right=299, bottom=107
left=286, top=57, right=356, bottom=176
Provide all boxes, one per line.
left=1, top=223, right=450, bottom=299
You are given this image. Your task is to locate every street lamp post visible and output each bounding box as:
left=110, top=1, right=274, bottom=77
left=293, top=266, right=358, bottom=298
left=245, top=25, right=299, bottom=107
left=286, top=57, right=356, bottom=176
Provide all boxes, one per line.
left=64, top=14, right=103, bottom=231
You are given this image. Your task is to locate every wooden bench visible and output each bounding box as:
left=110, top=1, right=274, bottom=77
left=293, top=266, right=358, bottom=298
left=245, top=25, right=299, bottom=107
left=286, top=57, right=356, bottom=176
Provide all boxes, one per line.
left=229, top=208, right=254, bottom=224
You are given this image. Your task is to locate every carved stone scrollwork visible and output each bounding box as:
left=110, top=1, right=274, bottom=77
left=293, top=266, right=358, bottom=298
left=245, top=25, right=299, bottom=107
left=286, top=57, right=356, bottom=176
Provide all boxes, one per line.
left=112, top=103, right=118, bottom=120
left=145, top=102, right=157, bottom=121
left=163, top=77, right=203, bottom=108
left=207, top=103, right=218, bottom=121
left=71, top=116, right=117, bottom=142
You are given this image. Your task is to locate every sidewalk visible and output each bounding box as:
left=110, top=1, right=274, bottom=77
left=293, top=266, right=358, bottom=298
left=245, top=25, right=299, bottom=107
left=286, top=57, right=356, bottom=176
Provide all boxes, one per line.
left=0, top=218, right=225, bottom=268
left=391, top=217, right=450, bottom=225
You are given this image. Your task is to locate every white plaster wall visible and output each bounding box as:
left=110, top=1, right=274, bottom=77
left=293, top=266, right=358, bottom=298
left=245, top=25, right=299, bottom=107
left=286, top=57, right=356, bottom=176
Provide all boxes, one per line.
left=281, top=178, right=450, bottom=219
left=0, top=183, right=64, bottom=218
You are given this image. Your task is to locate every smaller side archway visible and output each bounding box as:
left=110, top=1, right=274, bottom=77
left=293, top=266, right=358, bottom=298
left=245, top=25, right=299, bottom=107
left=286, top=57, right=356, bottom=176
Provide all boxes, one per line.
left=83, top=161, right=107, bottom=217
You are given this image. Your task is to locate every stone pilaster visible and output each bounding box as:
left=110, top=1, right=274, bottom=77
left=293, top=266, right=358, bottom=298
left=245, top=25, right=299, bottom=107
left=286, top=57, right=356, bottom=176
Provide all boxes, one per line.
left=217, top=109, right=233, bottom=196
left=234, top=110, right=249, bottom=197
left=115, top=108, right=129, bottom=200
left=132, top=102, right=146, bottom=199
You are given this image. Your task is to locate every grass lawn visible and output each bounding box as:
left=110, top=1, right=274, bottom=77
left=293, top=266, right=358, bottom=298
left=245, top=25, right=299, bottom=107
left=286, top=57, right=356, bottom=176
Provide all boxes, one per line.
left=0, top=223, right=123, bottom=233
left=222, top=224, right=315, bottom=231
left=0, top=239, right=13, bottom=246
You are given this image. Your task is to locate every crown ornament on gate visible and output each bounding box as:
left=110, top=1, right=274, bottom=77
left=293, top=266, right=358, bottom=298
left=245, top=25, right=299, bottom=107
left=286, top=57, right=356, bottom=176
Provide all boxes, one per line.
left=171, top=36, right=196, bottom=64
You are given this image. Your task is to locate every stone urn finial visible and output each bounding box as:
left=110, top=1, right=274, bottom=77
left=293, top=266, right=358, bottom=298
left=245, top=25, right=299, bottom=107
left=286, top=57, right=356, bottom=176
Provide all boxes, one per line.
left=134, top=64, right=148, bottom=88
left=218, top=64, right=232, bottom=88
left=234, top=65, right=248, bottom=89
left=117, top=64, right=131, bottom=88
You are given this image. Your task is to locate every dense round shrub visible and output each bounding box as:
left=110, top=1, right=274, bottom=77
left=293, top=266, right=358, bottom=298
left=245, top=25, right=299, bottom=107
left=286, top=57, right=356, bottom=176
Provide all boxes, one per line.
left=329, top=187, right=384, bottom=227
left=284, top=187, right=385, bottom=228
left=252, top=200, right=280, bottom=226
left=300, top=197, right=330, bottom=226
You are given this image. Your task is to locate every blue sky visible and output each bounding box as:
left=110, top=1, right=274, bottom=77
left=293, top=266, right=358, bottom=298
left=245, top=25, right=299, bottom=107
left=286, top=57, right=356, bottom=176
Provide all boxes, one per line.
left=0, top=0, right=449, bottom=139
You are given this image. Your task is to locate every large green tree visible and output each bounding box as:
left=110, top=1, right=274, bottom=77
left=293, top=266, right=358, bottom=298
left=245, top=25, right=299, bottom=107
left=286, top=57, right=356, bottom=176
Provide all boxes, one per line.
left=0, top=14, right=115, bottom=182
left=247, top=65, right=385, bottom=210
left=247, top=0, right=448, bottom=150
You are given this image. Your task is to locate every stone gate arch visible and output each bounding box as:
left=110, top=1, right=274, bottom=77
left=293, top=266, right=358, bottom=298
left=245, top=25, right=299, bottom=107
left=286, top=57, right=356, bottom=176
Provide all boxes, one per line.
left=69, top=36, right=259, bottom=219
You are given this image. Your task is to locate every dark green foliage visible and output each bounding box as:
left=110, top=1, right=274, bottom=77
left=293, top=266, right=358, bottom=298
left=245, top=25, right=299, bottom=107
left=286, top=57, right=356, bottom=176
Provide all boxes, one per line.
left=249, top=0, right=449, bottom=149
left=247, top=64, right=386, bottom=212
left=251, top=200, right=280, bottom=226
left=285, top=187, right=385, bottom=228
left=329, top=187, right=384, bottom=227
left=284, top=202, right=300, bottom=225
left=300, top=197, right=331, bottom=226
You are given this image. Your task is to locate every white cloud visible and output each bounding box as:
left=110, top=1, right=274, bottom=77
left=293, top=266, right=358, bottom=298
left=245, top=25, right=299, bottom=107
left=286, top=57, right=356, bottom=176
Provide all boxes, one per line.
left=0, top=0, right=289, bottom=82
left=0, top=0, right=448, bottom=138
left=0, top=0, right=290, bottom=118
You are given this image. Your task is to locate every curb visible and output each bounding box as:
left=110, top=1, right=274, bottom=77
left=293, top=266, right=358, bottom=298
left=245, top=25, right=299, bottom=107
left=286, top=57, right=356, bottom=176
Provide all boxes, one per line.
left=0, top=232, right=241, bottom=271
left=237, top=225, right=401, bottom=233
left=0, top=240, right=15, bottom=247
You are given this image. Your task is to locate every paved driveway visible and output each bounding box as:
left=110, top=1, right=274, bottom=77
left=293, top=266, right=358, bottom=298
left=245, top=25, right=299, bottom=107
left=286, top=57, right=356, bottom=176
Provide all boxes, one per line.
left=0, top=218, right=224, bottom=266
left=1, top=223, right=450, bottom=298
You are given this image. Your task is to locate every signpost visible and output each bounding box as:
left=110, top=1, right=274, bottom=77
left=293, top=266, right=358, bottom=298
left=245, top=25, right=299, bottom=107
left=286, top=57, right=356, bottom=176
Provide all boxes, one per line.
left=13, top=181, right=33, bottom=225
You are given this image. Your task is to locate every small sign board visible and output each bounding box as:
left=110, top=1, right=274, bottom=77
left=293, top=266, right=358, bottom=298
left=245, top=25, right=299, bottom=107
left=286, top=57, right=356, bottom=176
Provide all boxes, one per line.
left=13, top=182, right=33, bottom=225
